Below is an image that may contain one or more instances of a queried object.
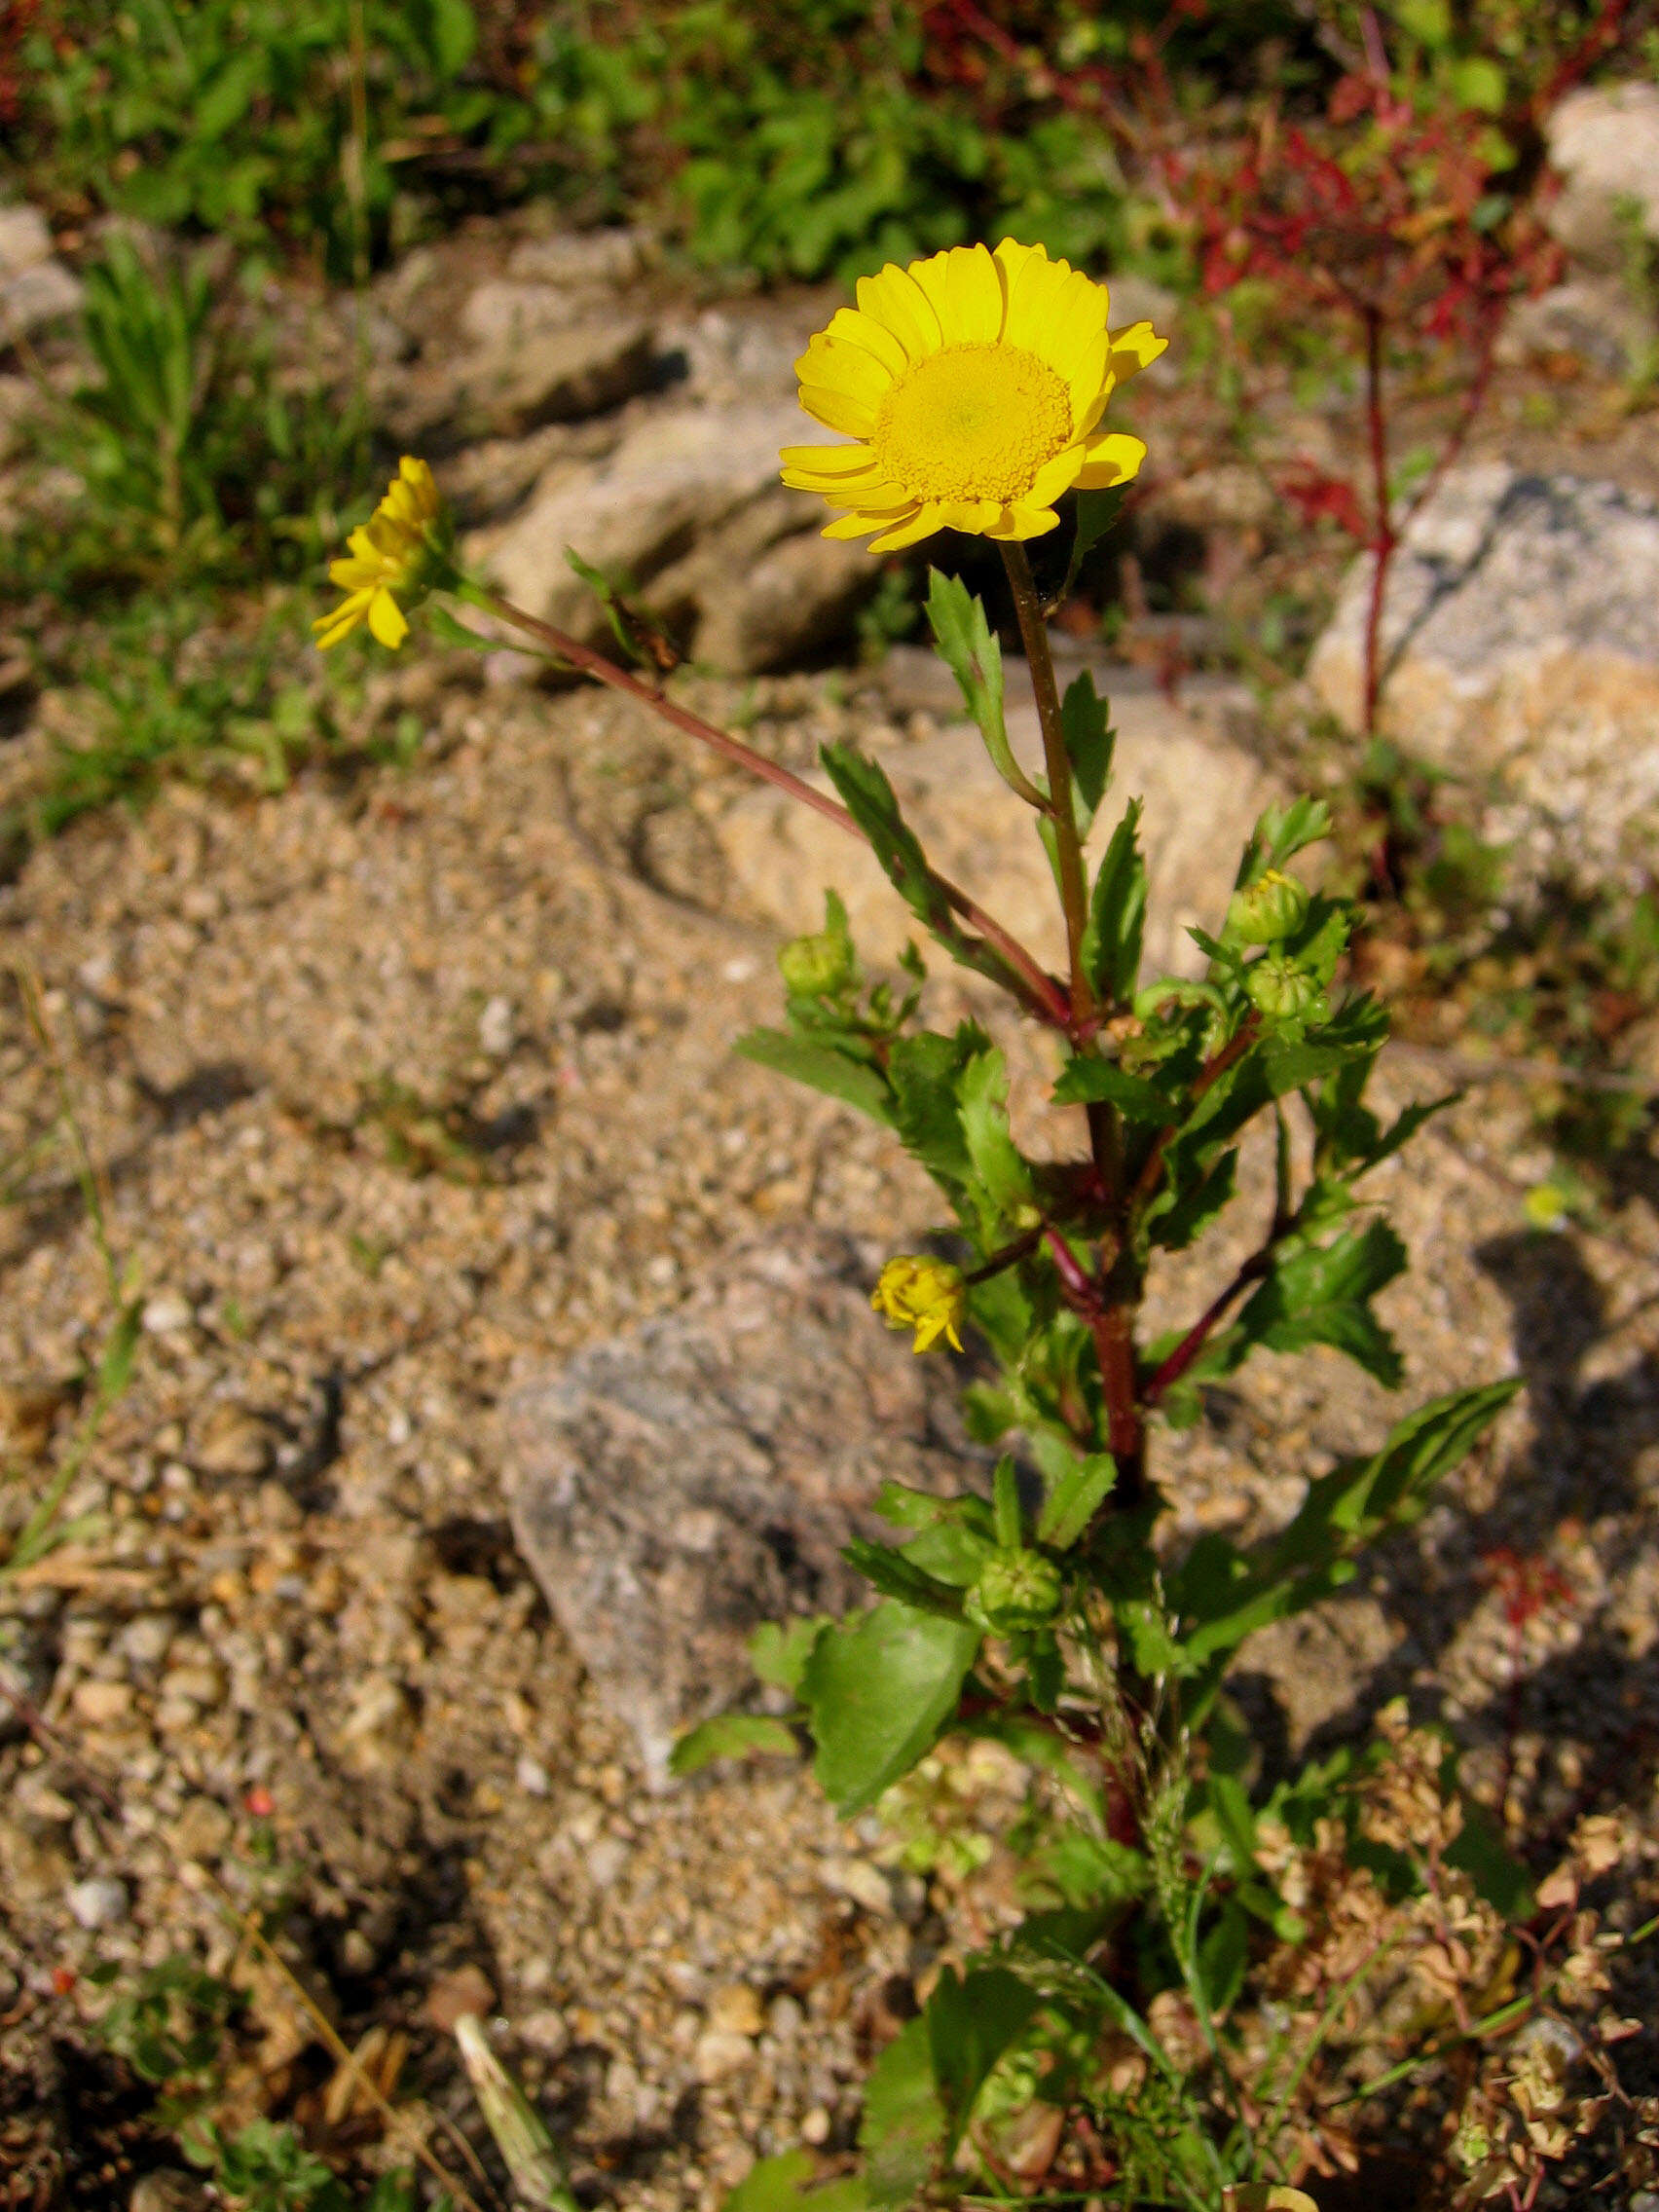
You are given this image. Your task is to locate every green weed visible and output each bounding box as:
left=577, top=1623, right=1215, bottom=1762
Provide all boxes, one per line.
left=4, top=234, right=362, bottom=603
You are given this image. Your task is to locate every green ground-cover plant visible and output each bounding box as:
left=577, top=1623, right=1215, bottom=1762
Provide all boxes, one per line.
left=3, top=232, right=363, bottom=600
left=9, top=0, right=1375, bottom=287
left=304, top=236, right=1655, bottom=2206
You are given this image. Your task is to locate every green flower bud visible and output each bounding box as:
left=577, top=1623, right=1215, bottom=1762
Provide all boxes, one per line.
left=966, top=1548, right=1062, bottom=1633
left=1228, top=867, right=1310, bottom=945
left=1246, top=955, right=1325, bottom=1024
left=778, top=928, right=855, bottom=999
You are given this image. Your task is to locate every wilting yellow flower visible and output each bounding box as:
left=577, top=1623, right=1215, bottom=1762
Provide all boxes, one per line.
left=314, top=456, right=453, bottom=650
left=871, top=1256, right=967, bottom=1354
left=780, top=239, right=1166, bottom=553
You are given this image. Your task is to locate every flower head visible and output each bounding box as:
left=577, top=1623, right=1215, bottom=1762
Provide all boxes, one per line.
left=314, top=457, right=454, bottom=651
left=871, top=1255, right=967, bottom=1354
left=780, top=239, right=1167, bottom=553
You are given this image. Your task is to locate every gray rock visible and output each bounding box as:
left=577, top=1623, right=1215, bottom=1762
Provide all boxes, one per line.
left=1495, top=276, right=1655, bottom=377
left=506, top=227, right=652, bottom=288
left=66, top=1875, right=129, bottom=1930
left=1545, top=81, right=1659, bottom=271
left=646, top=487, right=877, bottom=672
left=0, top=205, right=53, bottom=278
left=460, top=277, right=579, bottom=350
left=0, top=259, right=82, bottom=350
left=1307, top=464, right=1659, bottom=880
left=394, top=317, right=656, bottom=446
left=505, top=1233, right=978, bottom=1780
left=469, top=398, right=841, bottom=636
left=711, top=667, right=1276, bottom=981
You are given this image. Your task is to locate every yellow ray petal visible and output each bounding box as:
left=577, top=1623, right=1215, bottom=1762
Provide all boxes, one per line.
left=987, top=503, right=1064, bottom=540
left=779, top=440, right=881, bottom=478
left=822, top=510, right=897, bottom=540
left=366, top=587, right=410, bottom=649
left=1001, top=247, right=1075, bottom=353
left=936, top=498, right=1006, bottom=534
left=992, top=236, right=1048, bottom=314
left=1074, top=375, right=1118, bottom=440
left=1107, top=319, right=1170, bottom=384
left=797, top=382, right=878, bottom=438
left=793, top=336, right=894, bottom=409
left=1028, top=446, right=1086, bottom=507
left=1074, top=431, right=1148, bottom=490
left=856, top=263, right=943, bottom=362
left=869, top=502, right=945, bottom=553
left=1067, top=330, right=1111, bottom=426
left=909, top=243, right=1003, bottom=346
left=1039, top=271, right=1109, bottom=381
left=825, top=305, right=910, bottom=381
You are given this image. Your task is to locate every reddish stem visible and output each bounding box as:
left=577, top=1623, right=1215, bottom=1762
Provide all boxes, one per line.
left=1360, top=301, right=1396, bottom=741
left=1145, top=1248, right=1272, bottom=1404
left=1127, top=1016, right=1261, bottom=1216
left=476, top=590, right=1072, bottom=1028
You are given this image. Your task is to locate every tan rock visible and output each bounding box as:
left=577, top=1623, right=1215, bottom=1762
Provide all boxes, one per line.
left=649, top=490, right=876, bottom=673
left=1545, top=81, right=1659, bottom=271
left=469, top=399, right=840, bottom=635
left=395, top=317, right=656, bottom=446
left=1307, top=465, right=1659, bottom=882
left=710, top=670, right=1277, bottom=982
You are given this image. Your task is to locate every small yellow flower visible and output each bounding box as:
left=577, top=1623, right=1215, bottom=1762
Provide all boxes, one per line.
left=313, top=456, right=453, bottom=651
left=780, top=238, right=1167, bottom=553
left=871, top=1256, right=967, bottom=1354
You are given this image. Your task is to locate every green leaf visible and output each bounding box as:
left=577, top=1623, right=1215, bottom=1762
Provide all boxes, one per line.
left=925, top=571, right=1038, bottom=805
left=820, top=743, right=950, bottom=937
left=859, top=2017, right=943, bottom=2208
left=749, top=1616, right=830, bottom=1693
left=840, top=1538, right=967, bottom=1620
left=991, top=1455, right=1023, bottom=1551
left=670, top=1713, right=799, bottom=1778
left=803, top=1602, right=980, bottom=1815
left=926, top=1967, right=1042, bottom=2153
left=423, top=602, right=498, bottom=650
left=1244, top=795, right=1333, bottom=880
left=1445, top=1796, right=1532, bottom=1918
left=1147, top=1146, right=1238, bottom=1254
left=1081, top=798, right=1146, bottom=1005
left=1059, top=483, right=1129, bottom=606
left=1260, top=1037, right=1346, bottom=1095
left=721, top=2152, right=866, bottom=2212
left=416, top=0, right=479, bottom=76
left=1032, top=1437, right=1117, bottom=1549
left=1197, top=1900, right=1249, bottom=2015
left=1060, top=670, right=1115, bottom=830
left=721, top=2156, right=817, bottom=2212
left=1234, top=1217, right=1409, bottom=1387
left=1051, top=1052, right=1167, bottom=1122
left=736, top=1030, right=894, bottom=1124
left=957, top=1049, right=1034, bottom=1224
left=887, top=1027, right=980, bottom=1190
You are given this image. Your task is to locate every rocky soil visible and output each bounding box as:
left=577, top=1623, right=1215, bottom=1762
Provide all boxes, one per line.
left=2, top=161, right=1659, bottom=2208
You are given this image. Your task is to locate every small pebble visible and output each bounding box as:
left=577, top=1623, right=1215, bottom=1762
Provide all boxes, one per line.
left=66, top=1875, right=129, bottom=1930
left=140, top=1293, right=193, bottom=1336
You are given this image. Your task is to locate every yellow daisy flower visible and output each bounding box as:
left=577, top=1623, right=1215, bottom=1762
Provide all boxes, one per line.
left=314, top=456, right=454, bottom=651
left=780, top=239, right=1167, bottom=553
left=871, top=1255, right=968, bottom=1354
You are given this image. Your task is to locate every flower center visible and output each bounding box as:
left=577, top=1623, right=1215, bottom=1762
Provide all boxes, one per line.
left=872, top=343, right=1073, bottom=505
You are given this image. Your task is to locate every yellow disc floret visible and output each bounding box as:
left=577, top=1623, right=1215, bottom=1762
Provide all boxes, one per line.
left=874, top=344, right=1073, bottom=507
left=314, top=456, right=454, bottom=652
left=780, top=238, right=1168, bottom=555
left=871, top=1256, right=968, bottom=1355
